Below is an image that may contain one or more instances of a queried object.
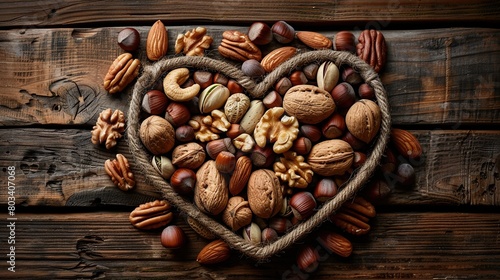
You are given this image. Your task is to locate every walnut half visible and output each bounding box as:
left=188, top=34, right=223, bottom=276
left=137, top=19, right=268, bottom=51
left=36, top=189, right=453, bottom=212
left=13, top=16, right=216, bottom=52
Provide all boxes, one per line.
left=91, top=108, right=126, bottom=149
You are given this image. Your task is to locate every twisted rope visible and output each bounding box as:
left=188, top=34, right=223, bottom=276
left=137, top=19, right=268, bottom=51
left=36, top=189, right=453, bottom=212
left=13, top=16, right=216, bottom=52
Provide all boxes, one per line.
left=127, top=50, right=391, bottom=260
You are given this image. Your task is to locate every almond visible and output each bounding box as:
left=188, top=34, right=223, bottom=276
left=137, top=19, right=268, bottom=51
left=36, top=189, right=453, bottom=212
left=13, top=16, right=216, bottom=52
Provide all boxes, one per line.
left=229, top=156, right=252, bottom=196
left=146, top=20, right=168, bottom=61
left=261, top=46, right=297, bottom=72
left=196, top=239, right=231, bottom=265
left=296, top=31, right=332, bottom=50
left=390, top=128, right=422, bottom=160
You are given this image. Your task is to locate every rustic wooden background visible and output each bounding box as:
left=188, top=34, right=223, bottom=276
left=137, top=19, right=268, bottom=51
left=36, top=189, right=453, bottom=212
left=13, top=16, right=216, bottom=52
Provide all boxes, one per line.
left=0, top=1, right=499, bottom=279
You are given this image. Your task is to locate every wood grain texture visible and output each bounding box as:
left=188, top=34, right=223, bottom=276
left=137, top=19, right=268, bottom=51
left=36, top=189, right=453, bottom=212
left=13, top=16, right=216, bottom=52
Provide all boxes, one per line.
left=0, top=27, right=499, bottom=126
left=0, top=0, right=498, bottom=28
left=0, top=211, right=498, bottom=279
left=1, top=129, right=498, bottom=207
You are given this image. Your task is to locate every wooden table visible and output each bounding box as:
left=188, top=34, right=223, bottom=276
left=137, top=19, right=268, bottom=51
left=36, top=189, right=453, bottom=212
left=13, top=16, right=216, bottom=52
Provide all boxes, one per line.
left=1, top=1, right=499, bottom=279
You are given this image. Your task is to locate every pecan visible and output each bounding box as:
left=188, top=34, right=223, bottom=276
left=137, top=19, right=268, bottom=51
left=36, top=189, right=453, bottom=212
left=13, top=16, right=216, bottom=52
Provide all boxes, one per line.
left=103, top=53, right=140, bottom=94
left=329, top=197, right=376, bottom=235
left=129, top=200, right=173, bottom=230
left=317, top=230, right=353, bottom=258
left=274, top=151, right=314, bottom=188
left=356, top=29, right=387, bottom=73
left=175, top=27, right=213, bottom=56
left=218, top=30, right=262, bottom=62
left=91, top=108, right=126, bottom=149
left=104, top=154, right=136, bottom=191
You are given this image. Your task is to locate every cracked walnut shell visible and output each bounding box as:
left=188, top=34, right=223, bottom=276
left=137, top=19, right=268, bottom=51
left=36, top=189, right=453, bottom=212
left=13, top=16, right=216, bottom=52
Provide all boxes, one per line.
left=104, top=153, right=135, bottom=191
left=103, top=53, right=140, bottom=94
left=175, top=27, right=213, bottom=56
left=91, top=108, right=125, bottom=149
left=129, top=200, right=173, bottom=230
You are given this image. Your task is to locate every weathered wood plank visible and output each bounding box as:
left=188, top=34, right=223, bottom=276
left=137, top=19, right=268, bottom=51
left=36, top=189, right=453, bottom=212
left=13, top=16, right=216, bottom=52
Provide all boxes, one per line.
left=1, top=128, right=499, bottom=207
left=0, top=27, right=498, bottom=126
left=1, top=211, right=498, bottom=279
left=0, top=0, right=498, bottom=28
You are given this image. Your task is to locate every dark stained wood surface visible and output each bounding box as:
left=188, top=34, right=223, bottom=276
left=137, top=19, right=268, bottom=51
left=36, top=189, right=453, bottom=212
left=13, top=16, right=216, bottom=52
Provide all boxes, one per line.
left=0, top=3, right=499, bottom=279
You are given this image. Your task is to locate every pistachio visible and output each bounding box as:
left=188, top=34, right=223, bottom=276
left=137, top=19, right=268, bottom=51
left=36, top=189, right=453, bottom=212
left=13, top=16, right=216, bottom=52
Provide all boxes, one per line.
left=199, top=84, right=230, bottom=114
left=317, top=61, right=339, bottom=93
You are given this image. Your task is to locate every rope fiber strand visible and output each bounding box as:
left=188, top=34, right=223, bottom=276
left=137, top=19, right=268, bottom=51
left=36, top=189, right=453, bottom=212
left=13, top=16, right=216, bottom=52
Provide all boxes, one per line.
left=127, top=50, right=391, bottom=260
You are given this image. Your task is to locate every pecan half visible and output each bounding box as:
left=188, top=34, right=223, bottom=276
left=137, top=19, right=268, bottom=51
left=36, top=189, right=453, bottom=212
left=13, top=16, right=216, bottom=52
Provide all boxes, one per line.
left=329, top=197, right=376, bottom=235
left=356, top=30, right=387, bottom=73
left=104, top=154, right=136, bottom=191
left=129, top=200, right=173, bottom=230
left=91, top=108, right=126, bottom=149
left=103, top=53, right=140, bottom=94
left=218, top=30, right=262, bottom=62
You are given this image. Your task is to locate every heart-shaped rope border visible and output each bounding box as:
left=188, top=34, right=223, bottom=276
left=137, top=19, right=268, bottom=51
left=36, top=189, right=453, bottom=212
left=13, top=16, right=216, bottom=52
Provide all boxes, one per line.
left=128, top=49, right=391, bottom=260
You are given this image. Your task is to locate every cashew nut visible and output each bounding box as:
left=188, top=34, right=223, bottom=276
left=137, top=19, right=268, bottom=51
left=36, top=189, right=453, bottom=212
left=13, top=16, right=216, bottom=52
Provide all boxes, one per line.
left=163, top=68, right=200, bottom=102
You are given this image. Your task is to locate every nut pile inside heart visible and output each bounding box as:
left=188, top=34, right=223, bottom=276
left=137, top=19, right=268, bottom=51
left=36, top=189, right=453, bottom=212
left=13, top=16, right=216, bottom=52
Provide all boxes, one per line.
left=95, top=20, right=407, bottom=265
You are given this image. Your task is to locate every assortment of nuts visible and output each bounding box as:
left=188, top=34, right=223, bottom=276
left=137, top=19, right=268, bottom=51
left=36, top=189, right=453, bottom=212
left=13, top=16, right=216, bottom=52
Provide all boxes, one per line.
left=93, top=19, right=423, bottom=270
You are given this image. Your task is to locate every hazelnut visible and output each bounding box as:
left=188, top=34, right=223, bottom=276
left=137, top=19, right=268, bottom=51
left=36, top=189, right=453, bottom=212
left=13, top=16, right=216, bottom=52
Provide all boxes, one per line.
left=331, top=82, right=356, bottom=109
left=322, top=112, right=346, bottom=139
left=353, top=151, right=367, bottom=168
left=313, top=178, right=338, bottom=202
left=175, top=125, right=195, bottom=142
left=358, top=83, right=375, bottom=100
left=142, top=90, right=169, bottom=115
left=215, top=151, right=236, bottom=173
left=247, top=22, right=273, bottom=45
left=117, top=27, right=140, bottom=52
left=193, top=71, right=214, bottom=89
left=333, top=31, right=356, bottom=53
left=226, top=123, right=245, bottom=139
left=241, top=59, right=266, bottom=78
left=227, top=79, right=243, bottom=94
left=271, top=20, right=295, bottom=44
left=261, top=228, right=279, bottom=244
left=362, top=179, right=392, bottom=202
left=206, top=138, right=236, bottom=159
left=165, top=102, right=191, bottom=127
left=291, top=136, right=312, bottom=155
left=268, top=216, right=292, bottom=234
left=262, top=90, right=283, bottom=109
left=250, top=145, right=275, bottom=168
left=289, top=70, right=308, bottom=86
left=342, top=131, right=367, bottom=151
left=297, top=244, right=320, bottom=273
left=213, top=73, right=228, bottom=86
left=160, top=225, right=186, bottom=249
left=275, top=77, right=292, bottom=95
left=397, top=163, right=416, bottom=186
left=299, top=125, right=322, bottom=143
left=303, top=63, right=319, bottom=80
left=342, top=66, right=363, bottom=86
left=289, top=191, right=317, bottom=220
left=170, top=168, right=196, bottom=197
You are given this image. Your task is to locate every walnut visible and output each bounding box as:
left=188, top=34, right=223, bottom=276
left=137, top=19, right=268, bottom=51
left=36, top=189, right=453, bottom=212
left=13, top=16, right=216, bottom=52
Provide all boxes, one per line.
left=194, top=160, right=228, bottom=215
left=232, top=133, right=255, bottom=153
left=274, top=151, right=313, bottom=188
left=91, top=108, right=125, bottom=149
left=175, top=27, right=213, bottom=56
left=104, top=154, right=135, bottom=191
left=210, top=110, right=231, bottom=133
left=329, top=197, right=376, bottom=235
left=188, top=115, right=220, bottom=142
left=307, top=139, right=354, bottom=176
left=254, top=107, right=299, bottom=154
left=218, top=30, right=262, bottom=62
left=103, top=53, right=140, bottom=94
left=222, top=196, right=253, bottom=231
left=129, top=200, right=173, bottom=230
left=247, top=169, right=283, bottom=219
